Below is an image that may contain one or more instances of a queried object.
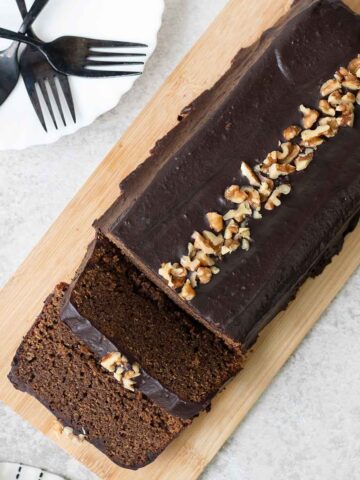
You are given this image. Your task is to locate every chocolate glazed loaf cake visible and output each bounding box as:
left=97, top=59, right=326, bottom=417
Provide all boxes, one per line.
left=9, top=285, right=190, bottom=470
left=98, top=0, right=360, bottom=350
left=9, top=0, right=360, bottom=471
left=60, top=234, right=243, bottom=419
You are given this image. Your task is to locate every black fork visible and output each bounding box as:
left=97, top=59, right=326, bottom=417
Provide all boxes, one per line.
left=16, top=0, right=76, bottom=131
left=0, top=29, right=147, bottom=77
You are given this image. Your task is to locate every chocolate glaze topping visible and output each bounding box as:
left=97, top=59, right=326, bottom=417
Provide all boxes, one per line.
left=97, top=0, right=360, bottom=347
left=61, top=301, right=209, bottom=419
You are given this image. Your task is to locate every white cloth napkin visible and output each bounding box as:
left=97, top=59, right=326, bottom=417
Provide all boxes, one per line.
left=0, top=463, right=64, bottom=480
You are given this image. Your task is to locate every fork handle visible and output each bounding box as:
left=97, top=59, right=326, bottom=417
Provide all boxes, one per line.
left=18, top=0, right=50, bottom=33
left=0, top=27, right=43, bottom=48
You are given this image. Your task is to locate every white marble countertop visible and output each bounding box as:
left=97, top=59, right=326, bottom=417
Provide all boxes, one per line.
left=1, top=1, right=360, bottom=479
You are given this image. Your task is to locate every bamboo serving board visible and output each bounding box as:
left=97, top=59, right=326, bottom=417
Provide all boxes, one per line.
left=1, top=0, right=360, bottom=478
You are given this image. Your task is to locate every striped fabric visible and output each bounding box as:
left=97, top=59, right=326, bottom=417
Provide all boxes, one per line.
left=0, top=463, right=64, bottom=480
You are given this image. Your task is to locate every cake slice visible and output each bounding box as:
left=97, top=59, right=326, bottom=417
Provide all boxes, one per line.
left=97, top=0, right=360, bottom=349
left=60, top=234, right=243, bottom=419
left=9, top=284, right=190, bottom=470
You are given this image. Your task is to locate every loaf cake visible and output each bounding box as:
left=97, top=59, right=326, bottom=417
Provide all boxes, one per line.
left=9, top=284, right=190, bottom=470
left=61, top=234, right=243, bottom=419
left=98, top=0, right=360, bottom=349
left=9, top=0, right=360, bottom=471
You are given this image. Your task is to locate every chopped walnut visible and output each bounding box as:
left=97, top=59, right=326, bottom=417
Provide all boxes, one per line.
left=348, top=55, right=360, bottom=77
left=258, top=174, right=274, bottom=201
left=235, top=227, right=251, bottom=240
left=221, top=238, right=240, bottom=255
left=189, top=272, right=198, bottom=288
left=341, top=72, right=360, bottom=90
left=318, top=117, right=339, bottom=137
left=242, top=186, right=261, bottom=210
left=334, top=66, right=350, bottom=81
left=241, top=161, right=261, bottom=187
left=320, top=78, right=341, bottom=97
left=295, top=148, right=314, bottom=171
left=253, top=210, right=263, bottom=219
left=265, top=184, right=291, bottom=210
left=268, top=163, right=296, bottom=180
left=211, top=266, right=220, bottom=275
left=197, top=267, right=213, bottom=284
left=224, top=185, right=248, bottom=204
left=159, top=262, right=187, bottom=288
left=192, top=231, right=220, bottom=255
left=328, top=90, right=342, bottom=106
left=301, top=124, right=330, bottom=143
left=223, top=201, right=252, bottom=222
left=180, top=255, right=201, bottom=272
left=341, top=92, right=356, bottom=104
left=224, top=219, right=239, bottom=240
left=241, top=238, right=250, bottom=251
left=299, top=104, right=319, bottom=129
left=101, top=352, right=122, bottom=373
left=277, top=142, right=301, bottom=165
left=206, top=212, right=224, bottom=232
left=318, top=99, right=335, bottom=116
left=282, top=125, right=301, bottom=141
left=195, top=250, right=215, bottom=266
left=180, top=279, right=196, bottom=301
left=336, top=102, right=355, bottom=127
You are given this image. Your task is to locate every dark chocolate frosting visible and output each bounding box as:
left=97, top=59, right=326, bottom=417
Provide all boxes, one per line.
left=61, top=300, right=210, bottom=420
left=97, top=0, right=360, bottom=347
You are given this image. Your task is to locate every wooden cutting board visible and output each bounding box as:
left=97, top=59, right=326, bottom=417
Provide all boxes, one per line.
left=1, top=0, right=360, bottom=478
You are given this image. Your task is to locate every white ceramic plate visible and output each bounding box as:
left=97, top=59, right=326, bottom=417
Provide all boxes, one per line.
left=0, top=0, right=164, bottom=150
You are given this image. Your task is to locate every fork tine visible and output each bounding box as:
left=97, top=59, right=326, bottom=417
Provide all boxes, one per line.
left=86, top=60, right=144, bottom=67
left=87, top=39, right=147, bottom=48
left=56, top=74, right=76, bottom=123
left=88, top=50, right=146, bottom=57
left=23, top=77, right=47, bottom=132
left=37, top=79, right=58, bottom=130
left=80, top=69, right=142, bottom=78
left=47, top=75, right=66, bottom=127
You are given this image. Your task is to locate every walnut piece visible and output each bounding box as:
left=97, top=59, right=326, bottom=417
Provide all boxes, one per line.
left=206, top=212, right=224, bottom=233
left=320, top=78, right=341, bottom=97
left=348, top=55, right=360, bottom=77
left=328, top=90, right=342, bottom=106
left=299, top=104, right=319, bottom=129
left=282, top=125, right=301, bottom=141
left=242, top=186, right=261, bottom=210
left=277, top=143, right=301, bottom=165
left=265, top=184, right=291, bottom=210
left=224, top=185, right=247, bottom=204
left=318, top=117, right=339, bottom=137
left=295, top=148, right=314, bottom=171
left=241, top=161, right=260, bottom=187
left=101, top=352, right=122, bottom=373
left=301, top=124, right=330, bottom=142
left=318, top=99, right=335, bottom=116
left=224, top=219, right=239, bottom=240
left=180, top=279, right=196, bottom=301
left=223, top=201, right=252, bottom=222
left=268, top=163, right=296, bottom=180
left=197, top=267, right=213, bottom=284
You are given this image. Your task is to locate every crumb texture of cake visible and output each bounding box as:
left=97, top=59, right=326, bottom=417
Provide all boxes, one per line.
left=97, top=0, right=360, bottom=348
left=61, top=235, right=243, bottom=418
left=9, top=285, right=190, bottom=470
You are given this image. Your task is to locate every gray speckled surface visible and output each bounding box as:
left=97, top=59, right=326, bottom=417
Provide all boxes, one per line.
left=0, top=1, right=359, bottom=479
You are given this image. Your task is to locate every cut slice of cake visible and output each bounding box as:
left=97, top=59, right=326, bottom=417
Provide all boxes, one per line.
left=60, top=234, right=244, bottom=419
left=9, top=284, right=190, bottom=470
left=97, top=0, right=360, bottom=349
